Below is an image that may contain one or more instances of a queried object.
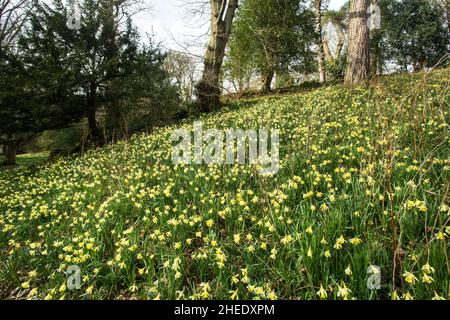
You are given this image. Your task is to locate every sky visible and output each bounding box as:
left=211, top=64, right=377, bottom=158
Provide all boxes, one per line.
left=134, top=0, right=348, bottom=55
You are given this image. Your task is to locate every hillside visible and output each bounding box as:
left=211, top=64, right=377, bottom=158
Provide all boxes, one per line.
left=0, top=69, right=449, bottom=300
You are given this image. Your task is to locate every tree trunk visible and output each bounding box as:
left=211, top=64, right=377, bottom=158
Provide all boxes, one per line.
left=376, top=39, right=383, bottom=75
left=86, top=82, right=102, bottom=143
left=315, top=0, right=326, bottom=83
left=6, top=140, right=17, bottom=165
left=323, top=40, right=333, bottom=62
left=420, top=59, right=427, bottom=71
left=260, top=69, right=274, bottom=93
left=237, top=78, right=243, bottom=93
left=335, top=25, right=345, bottom=59
left=371, top=38, right=380, bottom=77
left=106, top=102, right=122, bottom=142
left=196, top=0, right=239, bottom=113
left=345, top=0, right=370, bottom=85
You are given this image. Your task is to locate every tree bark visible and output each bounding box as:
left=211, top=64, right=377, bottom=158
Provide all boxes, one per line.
left=323, top=40, right=332, bottom=62
left=196, top=0, right=239, bottom=113
left=106, top=103, right=122, bottom=141
left=315, top=0, right=326, bottom=83
left=260, top=69, right=274, bottom=93
left=335, top=25, right=345, bottom=59
left=86, top=82, right=102, bottom=143
left=345, top=0, right=370, bottom=85
left=6, top=140, right=17, bottom=165
left=370, top=40, right=378, bottom=77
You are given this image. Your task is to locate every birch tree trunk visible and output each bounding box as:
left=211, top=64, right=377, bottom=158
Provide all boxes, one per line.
left=345, top=0, right=370, bottom=85
left=196, top=0, right=239, bottom=112
left=314, top=0, right=326, bottom=83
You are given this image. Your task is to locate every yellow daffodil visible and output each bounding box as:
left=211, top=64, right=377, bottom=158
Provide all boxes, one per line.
left=403, top=271, right=418, bottom=284
left=403, top=292, right=414, bottom=300
left=28, top=287, right=38, bottom=298
left=435, top=232, right=445, bottom=240
left=349, top=237, right=362, bottom=245
left=421, top=273, right=434, bottom=284
left=432, top=291, right=445, bottom=300
left=421, top=262, right=435, bottom=274
left=345, top=265, right=352, bottom=276
left=337, top=283, right=351, bottom=300
left=316, top=284, right=327, bottom=299
left=86, top=285, right=94, bottom=295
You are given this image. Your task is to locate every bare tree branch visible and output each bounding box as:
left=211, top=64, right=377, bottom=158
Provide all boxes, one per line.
left=0, top=0, right=33, bottom=51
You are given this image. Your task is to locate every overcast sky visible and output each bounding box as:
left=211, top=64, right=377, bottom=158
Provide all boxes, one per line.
left=134, top=0, right=348, bottom=55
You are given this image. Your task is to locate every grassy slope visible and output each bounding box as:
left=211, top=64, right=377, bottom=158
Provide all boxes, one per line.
left=0, top=69, right=449, bottom=300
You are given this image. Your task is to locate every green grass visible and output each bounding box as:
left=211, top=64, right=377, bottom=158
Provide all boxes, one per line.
left=0, top=152, right=49, bottom=168
left=0, top=69, right=449, bottom=300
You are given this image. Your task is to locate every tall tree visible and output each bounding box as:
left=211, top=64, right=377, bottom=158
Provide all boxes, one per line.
left=0, top=49, right=84, bottom=165
left=164, top=51, right=197, bottom=102
left=322, top=5, right=349, bottom=80
left=0, top=0, right=34, bottom=164
left=226, top=0, right=315, bottom=93
left=314, top=0, right=326, bottom=83
left=195, top=0, right=239, bottom=112
left=21, top=0, right=142, bottom=143
left=105, top=44, right=181, bottom=139
left=382, top=0, right=448, bottom=71
left=369, top=0, right=383, bottom=76
left=322, top=6, right=348, bottom=63
left=344, top=0, right=370, bottom=85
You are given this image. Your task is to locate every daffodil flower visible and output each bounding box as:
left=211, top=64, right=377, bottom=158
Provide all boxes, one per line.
left=432, top=291, right=445, bottom=300
left=403, top=271, right=418, bottom=284
left=316, top=284, right=327, bottom=299
left=421, top=273, right=434, bottom=284
left=337, top=283, right=351, bottom=300
left=85, top=285, right=94, bottom=295
left=421, top=262, right=435, bottom=274
left=345, top=265, right=352, bottom=276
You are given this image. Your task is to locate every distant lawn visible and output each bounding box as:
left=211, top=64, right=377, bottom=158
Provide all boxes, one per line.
left=0, top=151, right=49, bottom=168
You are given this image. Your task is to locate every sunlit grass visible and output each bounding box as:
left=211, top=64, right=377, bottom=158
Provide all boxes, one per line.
left=0, top=152, right=49, bottom=168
